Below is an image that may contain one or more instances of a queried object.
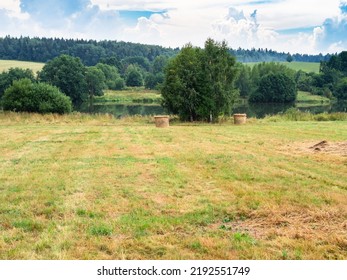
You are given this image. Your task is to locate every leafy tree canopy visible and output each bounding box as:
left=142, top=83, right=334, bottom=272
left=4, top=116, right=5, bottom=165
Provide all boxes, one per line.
left=250, top=72, right=297, bottom=103
left=0, top=67, right=35, bottom=98
left=125, top=64, right=143, bottom=87
left=161, top=39, right=239, bottom=121
left=2, top=78, right=72, bottom=114
left=85, top=66, right=106, bottom=98
left=39, top=54, right=87, bottom=107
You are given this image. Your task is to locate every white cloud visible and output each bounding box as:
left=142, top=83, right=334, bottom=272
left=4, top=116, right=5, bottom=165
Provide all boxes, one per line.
left=312, top=15, right=347, bottom=53
left=211, top=7, right=278, bottom=50
left=123, top=15, right=162, bottom=45
left=0, top=0, right=346, bottom=54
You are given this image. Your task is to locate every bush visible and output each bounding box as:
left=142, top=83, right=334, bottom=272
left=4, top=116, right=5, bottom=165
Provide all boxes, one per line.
left=0, top=67, right=35, bottom=98
left=2, top=79, right=72, bottom=114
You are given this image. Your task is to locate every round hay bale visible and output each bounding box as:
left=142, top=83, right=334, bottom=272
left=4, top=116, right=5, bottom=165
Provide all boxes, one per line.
left=233, top=113, right=247, bottom=125
left=154, top=115, right=169, bottom=128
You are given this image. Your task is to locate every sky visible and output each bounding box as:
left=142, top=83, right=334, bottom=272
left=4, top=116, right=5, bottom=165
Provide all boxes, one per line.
left=0, top=0, right=347, bottom=54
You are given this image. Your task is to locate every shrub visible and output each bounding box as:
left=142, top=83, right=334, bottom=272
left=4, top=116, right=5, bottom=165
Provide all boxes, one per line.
left=2, top=79, right=72, bottom=114
left=0, top=67, right=35, bottom=98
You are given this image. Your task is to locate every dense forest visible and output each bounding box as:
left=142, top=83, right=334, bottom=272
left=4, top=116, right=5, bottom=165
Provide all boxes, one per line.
left=0, top=36, right=332, bottom=65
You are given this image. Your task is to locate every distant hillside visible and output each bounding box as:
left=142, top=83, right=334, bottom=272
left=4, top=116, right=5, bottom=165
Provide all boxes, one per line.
left=0, top=59, right=44, bottom=73
left=245, top=61, right=320, bottom=73
left=231, top=48, right=331, bottom=63
left=0, top=36, right=332, bottom=66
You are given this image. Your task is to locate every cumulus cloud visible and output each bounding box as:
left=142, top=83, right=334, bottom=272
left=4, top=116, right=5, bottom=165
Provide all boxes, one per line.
left=313, top=17, right=347, bottom=53
left=212, top=7, right=278, bottom=49
left=7, top=0, right=125, bottom=39
left=19, top=0, right=91, bottom=27
left=0, top=8, right=36, bottom=37
left=311, top=1, right=347, bottom=53
left=0, top=0, right=347, bottom=54
left=122, top=13, right=167, bottom=45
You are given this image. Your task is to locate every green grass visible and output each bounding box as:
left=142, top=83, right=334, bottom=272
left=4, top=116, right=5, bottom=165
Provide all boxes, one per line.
left=266, top=108, right=347, bottom=122
left=245, top=61, right=320, bottom=73
left=95, top=89, right=162, bottom=104
left=281, top=62, right=320, bottom=73
left=0, top=60, right=45, bottom=74
left=0, top=112, right=346, bottom=260
left=296, top=91, right=330, bottom=103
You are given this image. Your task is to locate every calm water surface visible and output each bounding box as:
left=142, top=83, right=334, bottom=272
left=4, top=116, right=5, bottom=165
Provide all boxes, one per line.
left=80, top=101, right=347, bottom=119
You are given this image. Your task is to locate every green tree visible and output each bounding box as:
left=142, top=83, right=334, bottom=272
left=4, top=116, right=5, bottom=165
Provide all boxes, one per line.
left=286, top=54, right=293, bottom=63
left=152, top=55, right=168, bottom=74
left=85, top=67, right=106, bottom=99
left=250, top=72, right=297, bottom=103
left=122, top=56, right=151, bottom=71
left=0, top=67, right=35, bottom=98
left=2, top=79, right=72, bottom=114
left=335, top=77, right=347, bottom=99
left=125, top=64, right=143, bottom=87
left=161, top=39, right=239, bottom=121
left=144, top=73, right=164, bottom=90
left=95, top=63, right=124, bottom=90
left=39, top=55, right=87, bottom=107
left=235, top=64, right=253, bottom=98
left=295, top=70, right=314, bottom=92
left=161, top=43, right=203, bottom=121
left=199, top=39, right=238, bottom=121
left=99, top=56, right=123, bottom=72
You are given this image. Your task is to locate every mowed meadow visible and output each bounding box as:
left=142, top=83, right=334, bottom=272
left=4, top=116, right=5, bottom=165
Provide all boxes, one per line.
left=0, top=112, right=346, bottom=260
left=0, top=60, right=44, bottom=74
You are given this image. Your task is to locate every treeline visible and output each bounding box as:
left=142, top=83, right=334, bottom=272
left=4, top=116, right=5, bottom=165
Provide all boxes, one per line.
left=0, top=36, right=178, bottom=65
left=236, top=51, right=347, bottom=102
left=230, top=48, right=332, bottom=63
left=0, top=36, right=331, bottom=65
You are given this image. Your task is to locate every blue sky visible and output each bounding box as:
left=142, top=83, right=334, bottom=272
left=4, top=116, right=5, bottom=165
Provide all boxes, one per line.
left=0, top=0, right=346, bottom=54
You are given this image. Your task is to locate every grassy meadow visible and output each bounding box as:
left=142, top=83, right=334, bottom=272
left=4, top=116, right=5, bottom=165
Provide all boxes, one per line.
left=0, top=60, right=45, bottom=74
left=95, top=89, right=162, bottom=105
left=297, top=91, right=330, bottom=103
left=245, top=61, right=320, bottom=73
left=0, top=112, right=346, bottom=260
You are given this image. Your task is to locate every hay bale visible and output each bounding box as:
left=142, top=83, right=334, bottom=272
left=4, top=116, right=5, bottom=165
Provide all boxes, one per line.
left=154, top=115, right=169, bottom=128
left=233, top=113, right=247, bottom=125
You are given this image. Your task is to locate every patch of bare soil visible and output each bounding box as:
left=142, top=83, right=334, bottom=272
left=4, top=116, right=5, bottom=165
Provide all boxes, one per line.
left=285, top=141, right=347, bottom=157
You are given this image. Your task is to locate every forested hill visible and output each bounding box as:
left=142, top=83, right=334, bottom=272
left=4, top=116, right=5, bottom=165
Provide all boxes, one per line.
left=0, top=36, right=178, bottom=66
left=230, top=48, right=331, bottom=63
left=0, top=36, right=331, bottom=65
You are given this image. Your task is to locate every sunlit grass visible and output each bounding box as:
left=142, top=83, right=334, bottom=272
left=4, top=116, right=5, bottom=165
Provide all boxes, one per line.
left=95, top=89, right=162, bottom=105
left=0, top=60, right=44, bottom=74
left=297, top=91, right=330, bottom=103
left=245, top=61, right=320, bottom=73
left=0, top=112, right=346, bottom=259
